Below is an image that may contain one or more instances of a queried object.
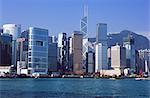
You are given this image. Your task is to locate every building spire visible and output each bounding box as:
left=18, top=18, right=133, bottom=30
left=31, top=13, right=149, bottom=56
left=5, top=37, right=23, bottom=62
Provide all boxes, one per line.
left=84, top=0, right=88, bottom=17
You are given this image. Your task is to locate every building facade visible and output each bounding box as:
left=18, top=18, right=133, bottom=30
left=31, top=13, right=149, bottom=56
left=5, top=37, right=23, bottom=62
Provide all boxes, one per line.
left=83, top=38, right=95, bottom=72
left=95, top=23, right=108, bottom=71
left=95, top=43, right=107, bottom=72
left=3, top=24, right=21, bottom=67
left=123, top=34, right=135, bottom=72
left=111, top=44, right=126, bottom=70
left=0, top=33, right=12, bottom=66
left=72, top=31, right=83, bottom=74
left=28, top=27, right=48, bottom=75
left=48, top=36, right=58, bottom=73
left=57, top=33, right=69, bottom=71
left=86, top=51, right=95, bottom=73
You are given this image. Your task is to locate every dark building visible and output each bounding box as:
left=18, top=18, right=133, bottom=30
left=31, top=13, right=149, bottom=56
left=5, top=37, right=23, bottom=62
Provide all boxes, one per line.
left=48, top=37, right=58, bottom=73
left=0, top=33, right=12, bottom=66
left=86, top=51, right=95, bottom=73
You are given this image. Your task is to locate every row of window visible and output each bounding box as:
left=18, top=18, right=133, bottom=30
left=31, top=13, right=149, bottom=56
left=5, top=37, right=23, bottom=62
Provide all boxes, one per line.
left=28, top=46, right=48, bottom=51
left=29, top=41, right=48, bottom=46
left=28, top=57, right=47, bottom=62
left=28, top=63, right=47, bottom=68
left=28, top=52, right=47, bottom=57
left=29, top=35, right=48, bottom=41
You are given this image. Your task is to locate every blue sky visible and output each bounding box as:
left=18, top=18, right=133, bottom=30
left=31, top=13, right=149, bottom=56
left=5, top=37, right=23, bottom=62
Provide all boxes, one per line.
left=0, top=0, right=149, bottom=38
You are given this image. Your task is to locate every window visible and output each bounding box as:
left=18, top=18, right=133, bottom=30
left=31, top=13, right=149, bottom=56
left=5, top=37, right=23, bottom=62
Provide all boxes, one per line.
left=28, top=58, right=31, bottom=62
left=34, top=58, right=40, bottom=62
left=36, top=41, right=43, bottom=46
left=29, top=52, right=31, bottom=56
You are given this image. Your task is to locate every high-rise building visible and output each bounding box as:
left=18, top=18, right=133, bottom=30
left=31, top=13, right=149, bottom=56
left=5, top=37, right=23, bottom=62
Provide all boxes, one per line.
left=68, top=37, right=73, bottom=72
left=0, top=33, right=12, bottom=66
left=96, top=23, right=107, bottom=45
left=48, top=36, right=58, bottom=73
left=72, top=31, right=83, bottom=74
left=95, top=43, right=107, bottom=72
left=83, top=38, right=95, bottom=72
left=123, top=34, right=135, bottom=72
left=111, top=44, right=126, bottom=70
left=95, top=23, right=108, bottom=72
left=86, top=51, right=95, bottom=73
left=3, top=24, right=21, bottom=67
left=57, top=33, right=69, bottom=71
left=28, top=27, right=48, bottom=75
left=138, top=49, right=150, bottom=73
left=80, top=0, right=88, bottom=38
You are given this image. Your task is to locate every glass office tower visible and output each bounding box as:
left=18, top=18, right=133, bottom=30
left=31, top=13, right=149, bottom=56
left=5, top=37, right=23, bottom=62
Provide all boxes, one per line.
left=3, top=24, right=21, bottom=67
left=28, top=27, right=48, bottom=75
left=95, top=23, right=108, bottom=70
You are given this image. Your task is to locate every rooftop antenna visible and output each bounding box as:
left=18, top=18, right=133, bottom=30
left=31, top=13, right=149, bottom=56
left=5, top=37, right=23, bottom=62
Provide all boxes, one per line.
left=84, top=0, right=88, bottom=17
left=80, top=0, right=88, bottom=38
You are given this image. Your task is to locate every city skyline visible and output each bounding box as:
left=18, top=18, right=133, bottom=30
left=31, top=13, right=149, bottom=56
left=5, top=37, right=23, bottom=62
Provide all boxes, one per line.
left=0, top=0, right=149, bottom=39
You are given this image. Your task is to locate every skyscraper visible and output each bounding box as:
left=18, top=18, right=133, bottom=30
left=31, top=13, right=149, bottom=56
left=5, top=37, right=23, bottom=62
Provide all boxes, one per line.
left=72, top=31, right=83, bottom=74
left=95, top=23, right=108, bottom=71
left=96, top=23, right=107, bottom=45
left=57, top=33, right=69, bottom=71
left=68, top=36, right=73, bottom=72
left=48, top=36, right=58, bottom=73
left=123, top=34, right=135, bottom=72
left=83, top=38, right=95, bottom=72
left=95, top=43, right=107, bottom=72
left=28, top=27, right=48, bottom=75
left=111, top=44, right=126, bottom=70
left=3, top=24, right=21, bottom=67
left=0, top=33, right=12, bottom=66
left=86, top=51, right=95, bottom=73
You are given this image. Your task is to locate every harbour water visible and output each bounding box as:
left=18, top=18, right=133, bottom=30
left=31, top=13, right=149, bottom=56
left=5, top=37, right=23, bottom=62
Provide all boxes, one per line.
left=0, top=78, right=149, bottom=98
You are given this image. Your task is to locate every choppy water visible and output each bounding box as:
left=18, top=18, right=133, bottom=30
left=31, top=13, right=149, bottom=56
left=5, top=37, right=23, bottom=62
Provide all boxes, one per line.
left=0, top=78, right=149, bottom=98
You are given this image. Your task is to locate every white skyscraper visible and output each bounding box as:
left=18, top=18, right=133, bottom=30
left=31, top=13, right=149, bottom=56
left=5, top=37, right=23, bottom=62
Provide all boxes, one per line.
left=95, top=43, right=107, bottom=72
left=57, top=33, right=68, bottom=71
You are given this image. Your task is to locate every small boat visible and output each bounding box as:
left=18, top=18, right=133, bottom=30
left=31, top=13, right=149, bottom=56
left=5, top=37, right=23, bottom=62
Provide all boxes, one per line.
left=135, top=78, right=150, bottom=81
left=109, top=78, right=116, bottom=80
left=135, top=78, right=142, bottom=81
left=80, top=75, right=84, bottom=78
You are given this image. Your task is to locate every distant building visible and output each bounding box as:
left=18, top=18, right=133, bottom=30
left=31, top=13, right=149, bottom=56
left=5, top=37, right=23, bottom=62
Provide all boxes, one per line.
left=95, top=43, right=107, bottom=72
left=57, top=33, right=69, bottom=71
left=72, top=31, right=83, bottom=74
left=83, top=38, right=95, bottom=72
left=3, top=24, right=21, bottom=67
left=96, top=23, right=107, bottom=45
left=0, top=33, right=12, bottom=66
left=111, top=44, right=126, bottom=70
left=48, top=36, right=58, bottom=72
left=107, top=47, right=111, bottom=69
left=138, top=49, right=150, bottom=73
left=123, top=34, right=135, bottom=72
left=86, top=51, right=95, bottom=73
left=95, top=23, right=108, bottom=72
left=52, top=36, right=57, bottom=43
left=67, top=37, right=73, bottom=72
left=28, top=27, right=48, bottom=75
